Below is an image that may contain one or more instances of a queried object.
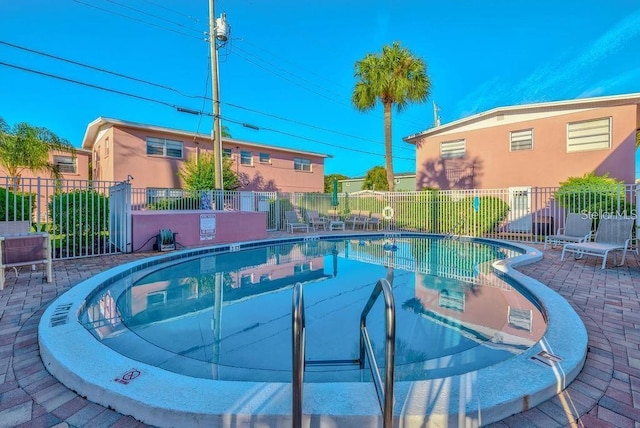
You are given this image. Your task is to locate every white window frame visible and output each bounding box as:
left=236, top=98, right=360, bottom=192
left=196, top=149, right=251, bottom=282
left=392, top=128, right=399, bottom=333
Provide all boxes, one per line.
left=259, top=152, right=271, bottom=164
left=146, top=137, right=183, bottom=158
left=440, top=139, right=465, bottom=159
left=294, top=158, right=311, bottom=172
left=240, top=150, right=253, bottom=165
left=510, top=129, right=533, bottom=151
left=566, top=117, right=611, bottom=153
left=54, top=155, right=76, bottom=174
left=223, top=148, right=233, bottom=158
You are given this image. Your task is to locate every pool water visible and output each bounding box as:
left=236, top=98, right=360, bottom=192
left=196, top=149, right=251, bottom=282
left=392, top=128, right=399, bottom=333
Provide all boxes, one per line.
left=81, top=237, right=546, bottom=383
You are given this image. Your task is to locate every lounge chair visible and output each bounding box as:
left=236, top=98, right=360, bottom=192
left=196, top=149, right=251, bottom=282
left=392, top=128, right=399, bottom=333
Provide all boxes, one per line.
left=284, top=211, right=309, bottom=233
left=305, top=210, right=328, bottom=231
left=561, top=216, right=635, bottom=269
left=544, top=213, right=592, bottom=249
left=345, top=210, right=370, bottom=230
left=367, top=213, right=383, bottom=230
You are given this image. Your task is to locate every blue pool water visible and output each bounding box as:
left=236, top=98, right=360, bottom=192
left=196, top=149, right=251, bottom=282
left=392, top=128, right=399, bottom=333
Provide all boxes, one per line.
left=81, top=236, right=546, bottom=383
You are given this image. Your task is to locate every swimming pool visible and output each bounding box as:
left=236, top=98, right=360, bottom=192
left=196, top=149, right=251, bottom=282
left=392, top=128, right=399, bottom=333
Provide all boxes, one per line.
left=39, top=233, right=587, bottom=427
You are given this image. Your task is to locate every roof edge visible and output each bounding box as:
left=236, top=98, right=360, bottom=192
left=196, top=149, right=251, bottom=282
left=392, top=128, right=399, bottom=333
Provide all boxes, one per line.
left=403, top=92, right=640, bottom=143
left=81, top=117, right=332, bottom=158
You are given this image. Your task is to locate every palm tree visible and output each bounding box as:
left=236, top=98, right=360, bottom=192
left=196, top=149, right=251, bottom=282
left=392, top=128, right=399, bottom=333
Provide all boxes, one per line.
left=352, top=42, right=431, bottom=191
left=0, top=117, right=76, bottom=189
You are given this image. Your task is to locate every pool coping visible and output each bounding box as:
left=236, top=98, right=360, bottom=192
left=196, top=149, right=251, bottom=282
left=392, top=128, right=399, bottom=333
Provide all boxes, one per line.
left=38, top=233, right=588, bottom=427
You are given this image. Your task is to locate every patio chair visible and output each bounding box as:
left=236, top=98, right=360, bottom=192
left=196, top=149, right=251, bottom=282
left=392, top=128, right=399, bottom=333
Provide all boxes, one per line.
left=306, top=210, right=328, bottom=231
left=0, top=224, right=53, bottom=290
left=367, top=213, right=383, bottom=230
left=345, top=210, right=370, bottom=230
left=284, top=211, right=309, bottom=233
left=561, top=216, right=635, bottom=269
left=543, top=213, right=592, bottom=250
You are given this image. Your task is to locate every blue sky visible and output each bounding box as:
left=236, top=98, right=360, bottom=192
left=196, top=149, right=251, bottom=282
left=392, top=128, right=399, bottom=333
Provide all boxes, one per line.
left=1, top=0, right=640, bottom=179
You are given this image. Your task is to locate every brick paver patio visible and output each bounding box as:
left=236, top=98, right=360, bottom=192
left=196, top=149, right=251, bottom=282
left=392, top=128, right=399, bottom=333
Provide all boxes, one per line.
left=0, top=235, right=639, bottom=427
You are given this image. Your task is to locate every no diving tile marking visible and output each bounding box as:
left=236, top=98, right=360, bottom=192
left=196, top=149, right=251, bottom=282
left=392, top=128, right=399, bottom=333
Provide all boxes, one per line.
left=114, top=368, right=142, bottom=385
left=50, top=303, right=72, bottom=327
left=530, top=350, right=562, bottom=367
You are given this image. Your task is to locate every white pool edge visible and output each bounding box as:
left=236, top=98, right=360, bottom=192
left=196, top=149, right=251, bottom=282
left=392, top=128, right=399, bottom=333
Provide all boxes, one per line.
left=39, top=234, right=587, bottom=428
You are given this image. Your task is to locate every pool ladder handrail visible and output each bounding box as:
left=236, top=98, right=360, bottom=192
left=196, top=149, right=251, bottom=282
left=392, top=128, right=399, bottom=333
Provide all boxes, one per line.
left=292, top=279, right=396, bottom=428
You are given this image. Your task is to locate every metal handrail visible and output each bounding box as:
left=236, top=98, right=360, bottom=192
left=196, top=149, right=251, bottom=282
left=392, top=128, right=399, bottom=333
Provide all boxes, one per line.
left=359, top=278, right=396, bottom=428
left=292, top=282, right=304, bottom=428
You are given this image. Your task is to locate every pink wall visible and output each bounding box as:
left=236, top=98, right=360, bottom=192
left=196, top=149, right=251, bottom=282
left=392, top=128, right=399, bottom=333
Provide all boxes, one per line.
left=415, top=104, right=638, bottom=189
left=131, top=210, right=268, bottom=252
left=92, top=124, right=325, bottom=192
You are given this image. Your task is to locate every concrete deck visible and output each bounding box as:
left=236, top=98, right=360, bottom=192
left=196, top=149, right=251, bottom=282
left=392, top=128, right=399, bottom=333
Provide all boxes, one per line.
left=1, top=232, right=639, bottom=427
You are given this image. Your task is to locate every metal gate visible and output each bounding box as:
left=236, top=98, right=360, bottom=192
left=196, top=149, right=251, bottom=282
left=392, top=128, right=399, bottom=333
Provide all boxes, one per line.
left=108, top=181, right=132, bottom=253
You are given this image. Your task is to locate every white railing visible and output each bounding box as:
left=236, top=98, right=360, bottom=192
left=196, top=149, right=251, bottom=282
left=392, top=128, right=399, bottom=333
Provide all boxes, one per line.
left=1, top=176, right=636, bottom=259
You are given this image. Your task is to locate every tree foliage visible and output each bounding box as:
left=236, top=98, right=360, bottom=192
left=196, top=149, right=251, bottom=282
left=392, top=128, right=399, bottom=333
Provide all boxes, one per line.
left=0, top=117, right=76, bottom=188
left=324, top=174, right=349, bottom=193
left=554, top=172, right=629, bottom=215
left=352, top=42, right=431, bottom=191
left=363, top=166, right=389, bottom=191
left=178, top=152, right=240, bottom=191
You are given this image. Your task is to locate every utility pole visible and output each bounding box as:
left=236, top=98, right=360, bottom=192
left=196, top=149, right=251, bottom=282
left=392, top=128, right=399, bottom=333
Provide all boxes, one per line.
left=209, top=0, right=225, bottom=191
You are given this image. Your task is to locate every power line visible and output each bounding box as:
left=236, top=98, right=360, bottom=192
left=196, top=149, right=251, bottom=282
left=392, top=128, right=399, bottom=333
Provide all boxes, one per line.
left=233, top=40, right=427, bottom=130
left=137, top=0, right=203, bottom=23
left=0, top=40, right=206, bottom=99
left=1, top=40, right=410, bottom=152
left=222, top=116, right=415, bottom=161
left=100, top=0, right=203, bottom=35
left=70, top=0, right=204, bottom=40
left=0, top=60, right=415, bottom=163
left=0, top=61, right=181, bottom=110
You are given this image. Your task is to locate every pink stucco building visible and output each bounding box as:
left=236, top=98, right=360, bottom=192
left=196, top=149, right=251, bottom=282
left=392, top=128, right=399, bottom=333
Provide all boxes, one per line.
left=0, top=148, right=91, bottom=182
left=404, top=93, right=640, bottom=190
left=81, top=117, right=330, bottom=192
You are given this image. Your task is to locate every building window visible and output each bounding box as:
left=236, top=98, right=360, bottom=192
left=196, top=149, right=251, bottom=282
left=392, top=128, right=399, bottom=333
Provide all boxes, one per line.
left=105, top=137, right=110, bottom=157
left=510, top=129, right=533, bottom=151
left=240, top=150, right=253, bottom=165
left=259, top=152, right=271, bottom=164
left=146, top=137, right=183, bottom=158
left=567, top=117, right=611, bottom=152
left=294, top=158, right=311, bottom=171
left=54, top=156, right=76, bottom=174
left=440, top=139, right=465, bottom=158
left=223, top=148, right=232, bottom=158
left=146, top=188, right=186, bottom=205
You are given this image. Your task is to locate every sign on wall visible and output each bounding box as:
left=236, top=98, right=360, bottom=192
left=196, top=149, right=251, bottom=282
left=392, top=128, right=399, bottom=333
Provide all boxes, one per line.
left=200, top=214, right=216, bottom=241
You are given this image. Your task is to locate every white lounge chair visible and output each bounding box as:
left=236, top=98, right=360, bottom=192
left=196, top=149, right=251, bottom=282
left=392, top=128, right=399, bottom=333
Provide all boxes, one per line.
left=305, top=210, right=328, bottom=231
left=345, top=210, right=370, bottom=230
left=367, top=213, right=383, bottom=230
left=284, top=211, right=309, bottom=233
left=561, top=216, right=635, bottom=269
left=544, top=213, right=592, bottom=249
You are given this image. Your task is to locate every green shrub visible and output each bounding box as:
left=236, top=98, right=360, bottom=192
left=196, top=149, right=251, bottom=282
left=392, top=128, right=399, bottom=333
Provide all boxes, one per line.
left=147, top=197, right=201, bottom=210
left=0, top=188, right=35, bottom=222
left=555, top=173, right=627, bottom=215
left=49, top=190, right=109, bottom=237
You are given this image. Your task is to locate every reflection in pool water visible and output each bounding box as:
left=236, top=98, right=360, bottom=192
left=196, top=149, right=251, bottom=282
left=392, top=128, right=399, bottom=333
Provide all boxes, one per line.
left=81, top=237, right=546, bottom=383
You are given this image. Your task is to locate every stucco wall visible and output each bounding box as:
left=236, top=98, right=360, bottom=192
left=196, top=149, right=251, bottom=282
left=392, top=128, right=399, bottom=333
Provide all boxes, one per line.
left=415, top=104, right=637, bottom=189
left=94, top=125, right=325, bottom=192
left=131, top=210, right=268, bottom=252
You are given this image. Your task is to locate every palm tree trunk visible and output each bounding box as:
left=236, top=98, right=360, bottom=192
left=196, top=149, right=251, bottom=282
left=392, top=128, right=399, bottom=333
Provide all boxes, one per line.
left=384, top=102, right=395, bottom=192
